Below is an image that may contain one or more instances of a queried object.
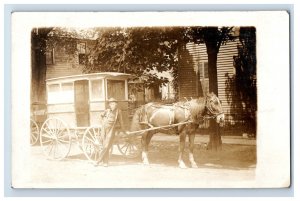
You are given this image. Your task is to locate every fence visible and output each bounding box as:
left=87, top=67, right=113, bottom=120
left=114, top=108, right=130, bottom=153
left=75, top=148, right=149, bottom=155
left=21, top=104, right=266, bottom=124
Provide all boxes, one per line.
left=198, top=112, right=256, bottom=137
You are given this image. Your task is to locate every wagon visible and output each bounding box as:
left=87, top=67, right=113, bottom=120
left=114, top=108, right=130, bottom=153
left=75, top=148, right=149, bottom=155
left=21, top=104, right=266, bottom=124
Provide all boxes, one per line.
left=30, top=102, right=47, bottom=145
left=39, top=72, right=141, bottom=163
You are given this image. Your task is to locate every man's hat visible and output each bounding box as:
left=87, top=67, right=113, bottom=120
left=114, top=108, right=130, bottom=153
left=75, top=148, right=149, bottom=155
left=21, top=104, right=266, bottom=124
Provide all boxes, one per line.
left=108, top=97, right=117, bottom=103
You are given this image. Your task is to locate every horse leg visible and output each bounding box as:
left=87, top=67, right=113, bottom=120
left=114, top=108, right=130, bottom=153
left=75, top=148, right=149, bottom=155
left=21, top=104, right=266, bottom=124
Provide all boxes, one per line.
left=141, top=132, right=154, bottom=165
left=188, top=133, right=198, bottom=168
left=141, top=132, right=149, bottom=165
left=178, top=131, right=187, bottom=169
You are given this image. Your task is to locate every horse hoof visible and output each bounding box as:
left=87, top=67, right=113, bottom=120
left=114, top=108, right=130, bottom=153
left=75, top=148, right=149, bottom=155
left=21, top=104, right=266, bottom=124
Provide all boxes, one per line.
left=179, top=164, right=187, bottom=169
left=143, top=160, right=150, bottom=165
left=191, top=163, right=198, bottom=168
left=179, top=162, right=187, bottom=169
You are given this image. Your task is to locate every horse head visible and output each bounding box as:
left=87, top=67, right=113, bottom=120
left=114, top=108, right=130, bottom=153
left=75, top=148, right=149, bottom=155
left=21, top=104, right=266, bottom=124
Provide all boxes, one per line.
left=205, top=92, right=225, bottom=124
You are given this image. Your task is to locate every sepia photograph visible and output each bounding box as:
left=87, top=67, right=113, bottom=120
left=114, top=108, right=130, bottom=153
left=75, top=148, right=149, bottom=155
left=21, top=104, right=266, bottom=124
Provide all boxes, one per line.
left=11, top=11, right=290, bottom=189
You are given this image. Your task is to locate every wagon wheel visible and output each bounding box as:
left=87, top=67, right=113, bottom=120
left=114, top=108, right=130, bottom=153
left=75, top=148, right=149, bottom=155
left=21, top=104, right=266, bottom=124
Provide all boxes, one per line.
left=117, top=134, right=141, bottom=158
left=40, top=117, right=71, bottom=160
left=82, top=126, right=114, bottom=164
left=30, top=119, right=39, bottom=145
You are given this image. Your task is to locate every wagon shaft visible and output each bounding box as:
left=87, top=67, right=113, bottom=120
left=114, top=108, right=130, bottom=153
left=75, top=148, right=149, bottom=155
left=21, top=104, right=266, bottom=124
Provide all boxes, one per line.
left=127, top=121, right=193, bottom=136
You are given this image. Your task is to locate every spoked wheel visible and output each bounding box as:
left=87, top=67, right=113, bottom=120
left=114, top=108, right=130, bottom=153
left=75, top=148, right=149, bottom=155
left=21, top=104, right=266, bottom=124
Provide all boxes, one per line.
left=40, top=117, right=71, bottom=160
left=82, top=126, right=103, bottom=164
left=30, top=119, right=39, bottom=145
left=117, top=135, right=141, bottom=158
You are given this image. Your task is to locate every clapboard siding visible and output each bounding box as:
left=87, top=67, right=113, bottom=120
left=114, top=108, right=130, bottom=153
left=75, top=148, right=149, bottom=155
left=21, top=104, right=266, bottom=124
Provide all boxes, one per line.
left=46, top=55, right=84, bottom=79
left=178, top=45, right=199, bottom=99
left=46, top=39, right=95, bottom=79
left=217, top=41, right=243, bottom=120
left=183, top=41, right=244, bottom=123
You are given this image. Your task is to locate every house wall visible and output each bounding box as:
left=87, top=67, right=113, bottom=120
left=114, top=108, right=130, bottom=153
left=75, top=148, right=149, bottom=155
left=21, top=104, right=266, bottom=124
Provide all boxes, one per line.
left=46, top=40, right=95, bottom=79
left=185, top=43, right=209, bottom=96
left=182, top=41, right=242, bottom=124
left=217, top=41, right=242, bottom=123
left=178, top=45, right=199, bottom=99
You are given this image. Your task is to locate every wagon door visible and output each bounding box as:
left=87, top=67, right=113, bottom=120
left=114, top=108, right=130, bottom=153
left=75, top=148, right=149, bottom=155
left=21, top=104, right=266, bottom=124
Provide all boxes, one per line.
left=107, top=79, right=129, bottom=128
left=74, top=80, right=90, bottom=127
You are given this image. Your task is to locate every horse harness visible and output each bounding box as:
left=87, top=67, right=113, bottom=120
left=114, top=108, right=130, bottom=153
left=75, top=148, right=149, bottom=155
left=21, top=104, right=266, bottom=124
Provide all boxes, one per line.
left=138, top=96, right=223, bottom=128
left=176, top=97, right=224, bottom=122
left=139, top=102, right=191, bottom=128
left=139, top=104, right=175, bottom=128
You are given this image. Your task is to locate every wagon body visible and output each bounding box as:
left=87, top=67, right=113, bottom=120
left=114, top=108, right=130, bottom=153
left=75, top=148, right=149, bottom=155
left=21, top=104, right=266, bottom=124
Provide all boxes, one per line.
left=39, top=72, right=141, bottom=162
left=45, top=72, right=131, bottom=128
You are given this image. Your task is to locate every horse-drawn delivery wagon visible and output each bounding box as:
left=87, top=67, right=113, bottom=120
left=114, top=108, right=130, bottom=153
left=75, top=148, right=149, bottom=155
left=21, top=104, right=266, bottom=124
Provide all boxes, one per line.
left=34, top=72, right=224, bottom=168
left=38, top=72, right=141, bottom=163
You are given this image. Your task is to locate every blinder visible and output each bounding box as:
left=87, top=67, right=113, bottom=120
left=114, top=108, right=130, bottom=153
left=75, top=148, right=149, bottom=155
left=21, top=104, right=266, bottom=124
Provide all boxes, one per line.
left=205, top=95, right=224, bottom=120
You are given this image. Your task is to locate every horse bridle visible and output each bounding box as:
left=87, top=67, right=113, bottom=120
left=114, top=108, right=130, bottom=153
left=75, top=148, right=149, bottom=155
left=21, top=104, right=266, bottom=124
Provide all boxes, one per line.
left=204, top=96, right=224, bottom=119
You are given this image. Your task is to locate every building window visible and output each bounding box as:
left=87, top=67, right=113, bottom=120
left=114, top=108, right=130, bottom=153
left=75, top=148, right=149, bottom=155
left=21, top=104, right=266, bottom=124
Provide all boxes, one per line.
left=46, top=48, right=55, bottom=65
left=198, top=61, right=209, bottom=79
left=77, top=42, right=86, bottom=65
left=78, top=54, right=87, bottom=65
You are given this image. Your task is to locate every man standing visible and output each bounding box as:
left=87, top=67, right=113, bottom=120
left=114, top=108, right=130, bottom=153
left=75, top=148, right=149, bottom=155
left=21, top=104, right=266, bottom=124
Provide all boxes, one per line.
left=96, top=97, right=125, bottom=167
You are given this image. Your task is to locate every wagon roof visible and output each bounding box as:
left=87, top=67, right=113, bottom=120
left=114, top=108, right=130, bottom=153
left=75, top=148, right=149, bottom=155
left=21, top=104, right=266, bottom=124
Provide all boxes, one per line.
left=46, top=72, right=131, bottom=83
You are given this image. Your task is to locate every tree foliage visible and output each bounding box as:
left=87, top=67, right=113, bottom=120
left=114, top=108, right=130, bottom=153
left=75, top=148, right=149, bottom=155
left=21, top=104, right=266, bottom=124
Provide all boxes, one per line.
left=189, top=27, right=236, bottom=52
left=225, top=27, right=257, bottom=135
left=84, top=27, right=185, bottom=89
left=235, top=26, right=257, bottom=112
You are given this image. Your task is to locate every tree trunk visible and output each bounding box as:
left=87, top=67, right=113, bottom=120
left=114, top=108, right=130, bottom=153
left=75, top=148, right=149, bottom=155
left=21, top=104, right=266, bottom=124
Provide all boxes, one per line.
left=206, top=42, right=222, bottom=151
left=207, top=120, right=222, bottom=151
left=206, top=45, right=218, bottom=96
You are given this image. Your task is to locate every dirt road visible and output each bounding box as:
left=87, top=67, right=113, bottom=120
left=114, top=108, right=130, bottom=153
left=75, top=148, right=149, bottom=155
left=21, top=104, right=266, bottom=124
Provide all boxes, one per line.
left=26, top=135, right=257, bottom=188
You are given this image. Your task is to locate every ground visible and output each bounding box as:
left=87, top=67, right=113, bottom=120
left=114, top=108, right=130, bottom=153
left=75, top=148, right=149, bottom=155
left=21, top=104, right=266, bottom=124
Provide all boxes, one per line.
left=25, top=134, right=256, bottom=188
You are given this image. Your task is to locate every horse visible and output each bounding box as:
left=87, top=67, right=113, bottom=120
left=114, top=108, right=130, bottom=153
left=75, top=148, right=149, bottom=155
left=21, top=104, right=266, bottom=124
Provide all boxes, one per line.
left=129, top=92, right=225, bottom=168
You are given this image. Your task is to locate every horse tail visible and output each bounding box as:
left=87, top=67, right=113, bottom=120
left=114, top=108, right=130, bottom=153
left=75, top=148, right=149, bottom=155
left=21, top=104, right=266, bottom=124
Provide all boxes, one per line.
left=130, top=105, right=144, bottom=132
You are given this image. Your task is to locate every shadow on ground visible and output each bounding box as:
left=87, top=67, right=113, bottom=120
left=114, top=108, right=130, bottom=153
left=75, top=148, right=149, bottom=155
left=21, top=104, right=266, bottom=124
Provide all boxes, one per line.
left=66, top=140, right=256, bottom=170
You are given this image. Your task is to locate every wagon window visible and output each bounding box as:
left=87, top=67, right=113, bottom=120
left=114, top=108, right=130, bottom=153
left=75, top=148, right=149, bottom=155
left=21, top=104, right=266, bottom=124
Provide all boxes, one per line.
left=61, top=82, right=74, bottom=103
left=47, top=84, right=60, bottom=104
left=107, top=80, right=126, bottom=100
left=90, top=79, right=103, bottom=100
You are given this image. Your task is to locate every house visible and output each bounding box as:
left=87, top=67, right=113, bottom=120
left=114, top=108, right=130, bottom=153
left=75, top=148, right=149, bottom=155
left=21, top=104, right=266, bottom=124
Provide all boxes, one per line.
left=45, top=39, right=96, bottom=80
left=179, top=40, right=256, bottom=132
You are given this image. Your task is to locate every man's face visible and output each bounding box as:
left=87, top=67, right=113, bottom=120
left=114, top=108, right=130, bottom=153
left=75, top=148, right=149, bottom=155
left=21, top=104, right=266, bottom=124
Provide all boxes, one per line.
left=109, top=102, right=117, bottom=111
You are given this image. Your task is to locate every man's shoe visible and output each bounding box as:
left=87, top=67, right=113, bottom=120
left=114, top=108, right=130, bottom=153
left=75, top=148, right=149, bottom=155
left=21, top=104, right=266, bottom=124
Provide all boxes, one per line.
left=103, top=163, right=108, bottom=167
